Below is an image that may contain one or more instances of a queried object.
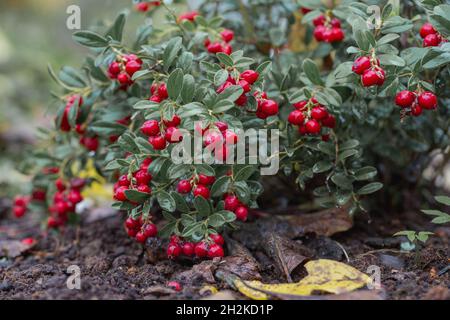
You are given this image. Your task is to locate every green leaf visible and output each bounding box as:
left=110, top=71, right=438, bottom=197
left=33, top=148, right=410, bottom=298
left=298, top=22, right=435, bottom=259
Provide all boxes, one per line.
left=378, top=54, right=405, bottom=67
left=421, top=209, right=445, bottom=216
left=340, top=139, right=360, bottom=150
left=435, top=196, right=450, bottom=206
left=416, top=232, right=434, bottom=243
left=124, top=190, right=151, bottom=203
left=338, top=149, right=359, bottom=162
left=181, top=74, right=195, bottom=103
left=73, top=30, right=108, bottom=47
left=354, top=166, right=377, bottom=181
left=211, top=176, right=231, bottom=197
left=217, top=85, right=244, bottom=103
left=156, top=191, right=176, bottom=212
left=312, top=161, right=333, bottom=174
left=163, top=37, right=183, bottom=71
left=195, top=164, right=215, bottom=176
left=167, top=68, right=184, bottom=100
left=302, top=59, right=323, bottom=85
left=377, top=33, right=400, bottom=45
left=216, top=53, right=234, bottom=67
left=170, top=191, right=190, bottom=213
left=235, top=165, right=256, bottom=181
left=106, top=13, right=126, bottom=42
left=357, top=182, right=383, bottom=195
left=331, top=173, right=354, bottom=190
left=194, top=196, right=212, bottom=216
left=214, top=69, right=229, bottom=86
left=394, top=230, right=416, bottom=243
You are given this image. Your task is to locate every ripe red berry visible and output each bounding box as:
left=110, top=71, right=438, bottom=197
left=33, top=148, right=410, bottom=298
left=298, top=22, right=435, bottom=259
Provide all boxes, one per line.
left=322, top=114, right=336, bottom=129
left=220, top=29, right=234, bottom=43
left=198, top=174, right=215, bottom=185
left=165, top=126, right=183, bottom=143
left=136, top=2, right=150, bottom=12
left=47, top=217, right=60, bottom=229
left=240, top=70, right=259, bottom=84
left=235, top=93, right=248, bottom=106
left=140, top=120, right=160, bottom=136
left=136, top=231, right=148, bottom=244
left=127, top=228, right=138, bottom=237
left=118, top=175, right=130, bottom=187
left=137, top=185, right=151, bottom=194
left=163, top=114, right=181, bottom=127
left=55, top=201, right=69, bottom=215
left=215, top=121, right=228, bottom=132
left=149, top=135, right=167, bottom=150
left=209, top=233, right=224, bottom=246
left=208, top=244, right=224, bottom=258
left=14, top=196, right=28, bottom=207
left=260, top=99, right=279, bottom=116
left=178, top=11, right=199, bottom=22
left=32, top=190, right=46, bottom=201
left=167, top=243, right=182, bottom=259
left=194, top=241, right=208, bottom=257
left=157, top=83, right=168, bottom=99
left=114, top=186, right=129, bottom=202
left=182, top=242, right=195, bottom=256
left=235, top=206, right=248, bottom=221
left=418, top=91, right=437, bottom=109
left=193, top=185, right=210, bottom=199
left=207, top=42, right=223, bottom=54
left=305, top=119, right=321, bottom=134
left=149, top=95, right=162, bottom=103
left=217, top=81, right=233, bottom=94
left=135, top=170, right=152, bottom=185
left=224, top=195, right=240, bottom=211
left=313, top=25, right=326, bottom=41
left=311, top=106, right=328, bottom=120
left=117, top=72, right=131, bottom=85
left=330, top=18, right=341, bottom=28
left=13, top=206, right=26, bottom=218
left=423, top=34, right=440, bottom=47
left=167, top=281, right=182, bottom=292
left=411, top=104, right=423, bottom=117
left=288, top=110, right=305, bottom=126
left=125, top=217, right=139, bottom=229
left=313, top=15, right=326, bottom=27
left=362, top=69, right=383, bottom=87
left=82, top=136, right=99, bottom=151
left=224, top=129, right=238, bottom=145
left=68, top=190, right=83, bottom=204
left=143, top=223, right=157, bottom=238
left=420, top=23, right=437, bottom=39
left=326, top=27, right=344, bottom=42
left=108, top=62, right=121, bottom=77
left=352, top=56, right=371, bottom=75
left=204, top=131, right=223, bottom=147
left=395, top=90, right=416, bottom=108
left=21, top=238, right=35, bottom=245
left=293, top=101, right=308, bottom=111
left=177, top=179, right=192, bottom=194
left=125, top=60, right=141, bottom=76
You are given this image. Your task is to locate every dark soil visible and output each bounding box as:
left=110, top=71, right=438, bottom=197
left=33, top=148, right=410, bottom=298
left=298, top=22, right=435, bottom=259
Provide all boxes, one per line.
left=0, top=207, right=448, bottom=300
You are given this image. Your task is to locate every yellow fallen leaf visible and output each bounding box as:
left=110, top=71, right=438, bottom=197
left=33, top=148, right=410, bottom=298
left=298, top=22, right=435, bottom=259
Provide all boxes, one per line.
left=199, top=285, right=219, bottom=296
left=234, top=259, right=370, bottom=300
left=71, top=158, right=113, bottom=201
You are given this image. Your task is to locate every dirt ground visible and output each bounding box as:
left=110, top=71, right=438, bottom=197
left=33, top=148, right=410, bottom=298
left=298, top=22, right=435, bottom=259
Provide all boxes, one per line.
left=0, top=205, right=449, bottom=300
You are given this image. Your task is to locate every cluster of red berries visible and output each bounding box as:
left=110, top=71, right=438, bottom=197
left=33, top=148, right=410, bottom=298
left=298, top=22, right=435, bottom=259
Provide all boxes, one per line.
left=197, top=121, right=238, bottom=162
left=178, top=11, right=199, bottom=23
left=124, top=216, right=158, bottom=243
left=312, top=15, right=344, bottom=43
left=60, top=95, right=83, bottom=132
left=167, top=234, right=225, bottom=259
left=141, top=116, right=182, bottom=152
left=79, top=135, right=99, bottom=152
left=217, top=69, right=260, bottom=108
left=288, top=97, right=336, bottom=138
left=254, top=91, right=280, bottom=120
left=12, top=196, right=30, bottom=218
left=113, top=158, right=153, bottom=202
left=135, top=1, right=160, bottom=12
left=395, top=90, right=438, bottom=117
left=420, top=22, right=447, bottom=47
left=224, top=194, right=249, bottom=222
left=149, top=82, right=169, bottom=103
left=107, top=54, right=143, bottom=87
left=352, top=56, right=386, bottom=87
left=177, top=173, right=216, bottom=199
left=204, top=29, right=234, bottom=55
left=47, top=178, right=85, bottom=229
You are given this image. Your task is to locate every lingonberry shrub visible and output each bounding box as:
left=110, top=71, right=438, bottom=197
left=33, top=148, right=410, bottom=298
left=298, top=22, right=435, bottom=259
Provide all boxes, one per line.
left=13, top=1, right=450, bottom=259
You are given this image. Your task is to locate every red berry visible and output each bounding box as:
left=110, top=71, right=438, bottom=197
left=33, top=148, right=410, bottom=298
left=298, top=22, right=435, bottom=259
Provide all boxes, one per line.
left=135, top=170, right=152, bottom=185
left=423, top=34, right=440, bottom=47
left=182, top=242, right=195, bottom=256
left=240, top=70, right=259, bottom=84
left=235, top=206, right=248, bottom=221
left=208, top=244, right=224, bottom=258
left=293, top=101, right=308, bottom=110
left=215, top=121, right=228, bottom=132
left=82, top=136, right=99, bottom=151
left=149, top=95, right=162, bottom=103
left=305, top=119, right=321, bottom=134
left=288, top=110, right=305, bottom=126
left=207, top=42, right=223, bottom=54
left=149, top=135, right=167, bottom=150
left=327, top=27, right=344, bottom=42
left=235, top=93, right=248, bottom=106
left=55, top=201, right=69, bottom=215
left=411, top=104, right=423, bottom=116
left=136, top=231, right=148, bottom=244
left=193, top=185, right=210, bottom=199
left=157, top=83, right=168, bottom=99
left=68, top=190, right=83, bottom=204
left=322, top=114, right=336, bottom=129
left=311, top=106, right=328, bottom=120
left=21, top=238, right=35, bottom=245
left=260, top=99, right=279, bottom=116
left=114, top=186, right=129, bottom=202
left=224, top=129, right=238, bottom=145
left=127, top=228, right=138, bottom=237
left=170, top=235, right=181, bottom=244
left=330, top=18, right=341, bottom=28
left=137, top=185, right=151, bottom=194
left=238, top=79, right=251, bottom=93
left=136, top=2, right=150, bottom=12
left=224, top=195, right=240, bottom=211
left=117, top=72, right=131, bottom=85
left=209, top=233, right=224, bottom=246
left=313, top=25, right=326, bottom=41
left=108, top=62, right=121, bottom=77
left=163, top=115, right=181, bottom=127
left=223, top=44, right=232, bottom=55
left=418, top=91, right=437, bottom=109
left=141, top=120, right=160, bottom=136
left=352, top=56, right=371, bottom=75
left=32, top=190, right=46, bottom=201
left=217, top=81, right=233, bottom=94
left=178, top=11, right=199, bottom=22
left=167, top=243, right=182, bottom=259
left=177, top=179, right=192, bottom=194
left=198, top=174, right=215, bottom=185
left=194, top=241, right=208, bottom=257
left=395, top=90, right=416, bottom=108
left=362, top=69, right=383, bottom=87
left=220, top=29, right=234, bottom=43
left=313, top=15, right=326, bottom=26
left=13, top=206, right=26, bottom=218
left=125, top=60, right=141, bottom=76
left=118, top=175, right=130, bottom=187
left=420, top=23, right=437, bottom=39
left=167, top=281, right=182, bottom=292
left=47, top=217, right=60, bottom=229
left=301, top=7, right=311, bottom=14
left=14, top=196, right=28, bottom=207
left=143, top=224, right=157, bottom=238
left=165, top=126, right=183, bottom=143
left=125, top=217, right=139, bottom=229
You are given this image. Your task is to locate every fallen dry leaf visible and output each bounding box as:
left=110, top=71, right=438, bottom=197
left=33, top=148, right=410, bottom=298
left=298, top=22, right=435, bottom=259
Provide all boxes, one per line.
left=264, top=234, right=311, bottom=282
left=282, top=206, right=353, bottom=237
left=202, top=290, right=237, bottom=300
left=0, top=239, right=35, bottom=258
left=174, top=260, right=217, bottom=286
left=232, top=259, right=370, bottom=300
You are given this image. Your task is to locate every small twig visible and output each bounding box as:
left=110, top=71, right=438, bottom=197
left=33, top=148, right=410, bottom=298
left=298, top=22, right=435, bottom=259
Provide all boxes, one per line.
left=334, top=240, right=350, bottom=263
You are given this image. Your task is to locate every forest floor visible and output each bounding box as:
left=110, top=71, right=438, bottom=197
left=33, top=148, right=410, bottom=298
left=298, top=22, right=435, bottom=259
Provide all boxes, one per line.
left=0, top=204, right=449, bottom=300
